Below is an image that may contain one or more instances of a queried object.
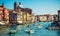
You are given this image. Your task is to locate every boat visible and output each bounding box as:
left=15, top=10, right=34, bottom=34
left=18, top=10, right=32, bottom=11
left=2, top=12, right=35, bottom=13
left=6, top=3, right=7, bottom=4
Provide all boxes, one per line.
left=46, top=26, right=60, bottom=30
left=25, top=30, right=34, bottom=34
left=9, top=24, right=17, bottom=34
left=37, top=24, right=43, bottom=28
left=9, top=30, right=17, bottom=34
left=30, top=30, right=34, bottom=33
left=0, top=21, right=5, bottom=26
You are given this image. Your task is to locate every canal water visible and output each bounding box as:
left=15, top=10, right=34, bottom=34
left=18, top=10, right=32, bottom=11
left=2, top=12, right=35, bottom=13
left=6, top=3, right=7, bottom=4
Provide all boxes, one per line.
left=0, top=22, right=60, bottom=36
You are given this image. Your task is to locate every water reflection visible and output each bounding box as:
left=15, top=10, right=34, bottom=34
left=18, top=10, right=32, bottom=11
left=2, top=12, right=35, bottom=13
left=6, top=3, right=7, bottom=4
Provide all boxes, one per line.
left=57, top=30, right=60, bottom=36
left=8, top=24, right=17, bottom=36
left=9, top=24, right=17, bottom=30
left=9, top=34, right=15, bottom=36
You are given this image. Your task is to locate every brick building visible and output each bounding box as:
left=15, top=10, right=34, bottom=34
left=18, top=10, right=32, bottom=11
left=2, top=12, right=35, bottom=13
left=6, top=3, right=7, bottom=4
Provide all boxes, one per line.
left=0, top=4, right=4, bottom=21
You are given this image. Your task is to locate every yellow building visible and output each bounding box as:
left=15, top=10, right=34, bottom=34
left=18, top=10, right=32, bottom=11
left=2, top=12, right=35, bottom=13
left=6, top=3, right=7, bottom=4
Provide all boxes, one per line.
left=17, top=9, right=23, bottom=24
left=20, top=8, right=32, bottom=24
left=27, top=13, right=32, bottom=23
left=39, top=15, right=47, bottom=22
left=31, top=13, right=37, bottom=23
left=23, top=12, right=27, bottom=23
left=14, top=2, right=32, bottom=24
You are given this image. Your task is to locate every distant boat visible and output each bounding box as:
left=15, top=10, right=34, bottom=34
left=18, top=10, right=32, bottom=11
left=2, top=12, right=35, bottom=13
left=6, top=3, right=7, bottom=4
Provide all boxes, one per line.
left=9, top=30, right=17, bottom=34
left=46, top=26, right=60, bottom=30
left=37, top=24, right=43, bottom=28
left=25, top=30, right=34, bottom=34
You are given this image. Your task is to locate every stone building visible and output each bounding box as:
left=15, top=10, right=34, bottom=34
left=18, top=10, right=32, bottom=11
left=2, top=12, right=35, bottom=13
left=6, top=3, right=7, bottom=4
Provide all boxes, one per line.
left=14, top=2, right=32, bottom=24
left=58, top=10, right=60, bottom=25
left=9, top=10, right=17, bottom=24
left=35, top=14, right=54, bottom=22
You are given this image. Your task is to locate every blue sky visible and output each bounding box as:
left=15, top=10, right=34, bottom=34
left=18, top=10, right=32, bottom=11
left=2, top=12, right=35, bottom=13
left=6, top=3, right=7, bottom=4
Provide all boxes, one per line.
left=0, top=0, right=60, bottom=15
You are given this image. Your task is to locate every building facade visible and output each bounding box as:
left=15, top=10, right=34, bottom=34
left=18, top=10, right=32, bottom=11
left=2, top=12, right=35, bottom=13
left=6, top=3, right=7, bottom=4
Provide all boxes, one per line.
left=0, top=4, right=9, bottom=25
left=14, top=2, right=32, bottom=24
left=58, top=10, right=60, bottom=25
left=9, top=10, right=17, bottom=24
left=35, top=14, right=55, bottom=22
left=0, top=5, right=4, bottom=21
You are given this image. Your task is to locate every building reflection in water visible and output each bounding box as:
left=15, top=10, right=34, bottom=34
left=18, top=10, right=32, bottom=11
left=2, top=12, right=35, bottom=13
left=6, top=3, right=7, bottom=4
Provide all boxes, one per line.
left=9, top=34, right=15, bottom=36
left=57, top=30, right=60, bottom=36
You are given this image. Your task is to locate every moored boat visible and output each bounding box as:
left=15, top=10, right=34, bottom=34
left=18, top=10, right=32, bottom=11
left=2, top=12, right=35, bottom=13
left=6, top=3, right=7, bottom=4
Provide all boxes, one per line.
left=25, top=29, right=34, bottom=34
left=37, top=24, right=43, bottom=28
left=9, top=30, right=17, bottom=34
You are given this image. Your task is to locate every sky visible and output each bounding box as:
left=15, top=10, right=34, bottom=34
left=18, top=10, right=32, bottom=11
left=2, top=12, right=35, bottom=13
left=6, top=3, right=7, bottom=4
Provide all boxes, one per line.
left=0, top=0, right=60, bottom=15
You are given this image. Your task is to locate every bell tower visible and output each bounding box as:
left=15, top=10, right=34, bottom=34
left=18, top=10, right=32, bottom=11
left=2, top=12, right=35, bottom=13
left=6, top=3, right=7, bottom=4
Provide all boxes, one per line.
left=14, top=2, right=17, bottom=10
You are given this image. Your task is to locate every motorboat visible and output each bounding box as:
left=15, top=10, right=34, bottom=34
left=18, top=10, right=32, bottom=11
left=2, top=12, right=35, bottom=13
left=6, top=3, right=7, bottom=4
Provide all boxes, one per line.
left=25, top=29, right=34, bottom=34
left=9, top=24, right=17, bottom=34
left=46, top=26, right=60, bottom=30
left=0, top=21, right=5, bottom=26
left=9, top=30, right=17, bottom=34
left=37, top=24, right=43, bottom=28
